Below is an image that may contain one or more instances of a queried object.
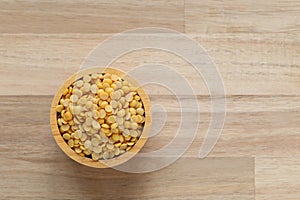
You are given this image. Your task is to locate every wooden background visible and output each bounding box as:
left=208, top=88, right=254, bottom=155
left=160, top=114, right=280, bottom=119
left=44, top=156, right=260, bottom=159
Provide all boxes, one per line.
left=0, top=0, right=299, bottom=199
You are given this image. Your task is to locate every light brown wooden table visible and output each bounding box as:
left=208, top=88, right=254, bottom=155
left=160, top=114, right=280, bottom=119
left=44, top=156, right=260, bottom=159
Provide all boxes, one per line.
left=0, top=1, right=299, bottom=199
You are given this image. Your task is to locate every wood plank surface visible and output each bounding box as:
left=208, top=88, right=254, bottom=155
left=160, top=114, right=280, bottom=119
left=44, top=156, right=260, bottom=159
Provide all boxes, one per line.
left=185, top=0, right=300, bottom=34
left=1, top=34, right=299, bottom=95
left=0, top=0, right=184, bottom=33
left=255, top=157, right=300, bottom=200
left=0, top=96, right=254, bottom=199
left=0, top=0, right=299, bottom=199
left=0, top=156, right=254, bottom=200
left=0, top=95, right=299, bottom=158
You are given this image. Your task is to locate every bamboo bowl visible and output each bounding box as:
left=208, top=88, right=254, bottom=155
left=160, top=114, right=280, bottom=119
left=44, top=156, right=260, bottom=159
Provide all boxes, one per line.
left=50, top=67, right=151, bottom=168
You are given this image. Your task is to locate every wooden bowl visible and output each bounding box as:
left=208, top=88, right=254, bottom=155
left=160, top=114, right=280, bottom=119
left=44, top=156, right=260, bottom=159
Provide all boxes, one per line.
left=50, top=67, right=151, bottom=168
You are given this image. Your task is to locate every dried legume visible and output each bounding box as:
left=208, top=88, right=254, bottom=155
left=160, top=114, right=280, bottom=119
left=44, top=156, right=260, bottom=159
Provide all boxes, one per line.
left=56, top=72, right=145, bottom=161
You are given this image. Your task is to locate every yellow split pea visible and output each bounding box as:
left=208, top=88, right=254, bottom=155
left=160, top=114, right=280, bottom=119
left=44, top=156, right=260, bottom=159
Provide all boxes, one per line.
left=55, top=72, right=145, bottom=161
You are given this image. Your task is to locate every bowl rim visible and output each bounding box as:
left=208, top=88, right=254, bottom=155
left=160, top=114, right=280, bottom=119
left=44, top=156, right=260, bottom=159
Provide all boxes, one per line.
left=50, top=67, right=151, bottom=168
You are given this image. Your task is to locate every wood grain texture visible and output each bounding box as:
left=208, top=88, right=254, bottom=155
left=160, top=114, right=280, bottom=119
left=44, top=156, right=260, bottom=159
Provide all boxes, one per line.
left=0, top=96, right=254, bottom=199
left=0, top=0, right=299, bottom=199
left=185, top=0, right=300, bottom=34
left=0, top=156, right=254, bottom=200
left=0, top=0, right=184, bottom=33
left=1, top=34, right=299, bottom=95
left=1, top=95, right=299, bottom=158
left=255, top=157, right=300, bottom=200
